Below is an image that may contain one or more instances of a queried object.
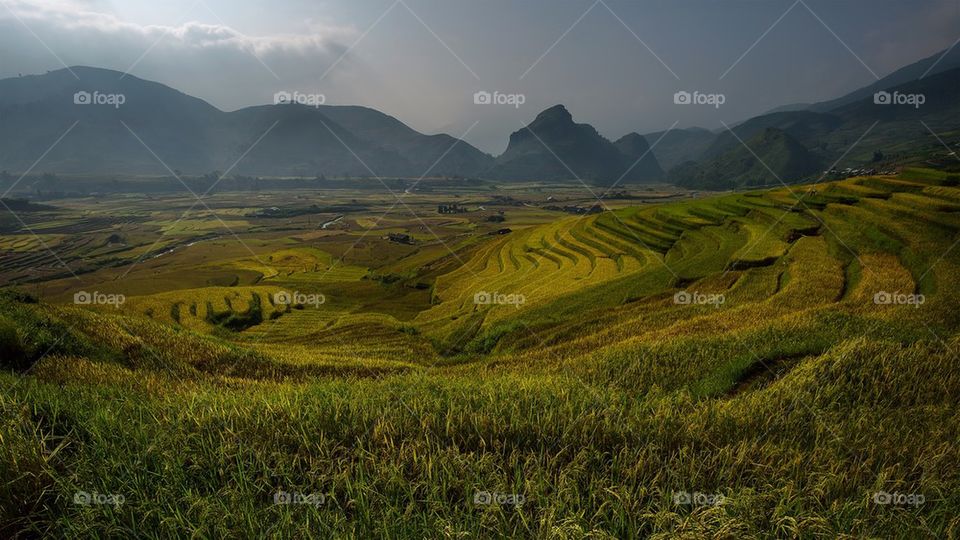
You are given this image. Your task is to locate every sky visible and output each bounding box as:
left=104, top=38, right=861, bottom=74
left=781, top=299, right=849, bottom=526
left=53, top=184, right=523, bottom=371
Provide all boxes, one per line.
left=1, top=0, right=958, bottom=154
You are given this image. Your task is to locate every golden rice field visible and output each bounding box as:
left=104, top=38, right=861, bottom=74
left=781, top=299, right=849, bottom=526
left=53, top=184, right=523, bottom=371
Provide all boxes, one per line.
left=2, top=169, right=960, bottom=538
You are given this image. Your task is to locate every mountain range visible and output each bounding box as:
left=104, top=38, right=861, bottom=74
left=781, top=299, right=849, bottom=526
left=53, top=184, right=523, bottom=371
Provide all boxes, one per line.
left=1, top=45, right=959, bottom=189
left=0, top=67, right=664, bottom=185
left=0, top=67, right=493, bottom=179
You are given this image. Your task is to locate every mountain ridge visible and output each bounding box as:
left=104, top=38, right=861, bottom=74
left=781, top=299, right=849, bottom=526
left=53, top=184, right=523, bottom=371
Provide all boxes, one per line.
left=0, top=66, right=493, bottom=178
left=2, top=51, right=959, bottom=187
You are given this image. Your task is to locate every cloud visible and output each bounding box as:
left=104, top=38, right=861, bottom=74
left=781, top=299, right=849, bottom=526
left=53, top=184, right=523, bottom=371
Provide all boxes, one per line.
left=0, top=0, right=354, bottom=109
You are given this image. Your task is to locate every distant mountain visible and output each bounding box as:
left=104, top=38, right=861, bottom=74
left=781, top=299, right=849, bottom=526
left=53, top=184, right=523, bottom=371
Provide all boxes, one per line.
left=214, top=104, right=414, bottom=178
left=308, top=105, right=493, bottom=177
left=762, top=102, right=814, bottom=115
left=0, top=67, right=222, bottom=175
left=668, top=128, right=821, bottom=190
left=641, top=127, right=717, bottom=170
left=3, top=48, right=960, bottom=188
left=700, top=110, right=843, bottom=160
left=0, top=67, right=492, bottom=178
left=810, top=45, right=960, bottom=112
left=669, top=65, right=960, bottom=189
left=612, top=133, right=663, bottom=182
left=759, top=46, right=960, bottom=116
left=489, top=105, right=651, bottom=184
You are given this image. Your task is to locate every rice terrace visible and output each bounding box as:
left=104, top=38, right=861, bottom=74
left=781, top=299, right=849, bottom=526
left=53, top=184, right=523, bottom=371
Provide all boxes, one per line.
left=2, top=1, right=960, bottom=538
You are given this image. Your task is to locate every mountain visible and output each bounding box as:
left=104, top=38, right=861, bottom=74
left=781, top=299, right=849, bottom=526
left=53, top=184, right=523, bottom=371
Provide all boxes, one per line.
left=668, top=128, right=821, bottom=190
left=641, top=127, right=717, bottom=170
left=489, top=105, right=656, bottom=184
left=759, top=46, right=960, bottom=116
left=778, top=67, right=960, bottom=159
left=612, top=133, right=664, bottom=182
left=763, top=102, right=814, bottom=114
left=700, top=110, right=842, bottom=160
left=214, top=104, right=414, bottom=178
left=0, top=67, right=222, bottom=175
left=669, top=65, right=960, bottom=189
left=306, top=105, right=492, bottom=177
left=669, top=45, right=960, bottom=189
left=809, top=45, right=960, bottom=112
left=0, top=67, right=492, bottom=178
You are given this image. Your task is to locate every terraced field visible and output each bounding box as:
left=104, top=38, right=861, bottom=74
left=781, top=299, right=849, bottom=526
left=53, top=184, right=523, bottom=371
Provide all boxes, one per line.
left=417, top=172, right=935, bottom=359
left=462, top=176, right=954, bottom=414
left=3, top=169, right=960, bottom=537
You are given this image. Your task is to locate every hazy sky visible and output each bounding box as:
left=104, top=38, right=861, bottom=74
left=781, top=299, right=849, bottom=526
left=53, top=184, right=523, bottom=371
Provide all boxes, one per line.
left=2, top=0, right=958, bottom=153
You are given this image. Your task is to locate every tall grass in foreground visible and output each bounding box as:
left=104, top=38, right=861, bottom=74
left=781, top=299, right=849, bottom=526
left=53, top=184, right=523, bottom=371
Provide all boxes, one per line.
left=2, top=334, right=959, bottom=538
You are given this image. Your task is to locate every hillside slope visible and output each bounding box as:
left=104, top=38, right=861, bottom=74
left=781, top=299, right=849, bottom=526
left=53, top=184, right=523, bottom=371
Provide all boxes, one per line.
left=668, top=128, right=822, bottom=189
